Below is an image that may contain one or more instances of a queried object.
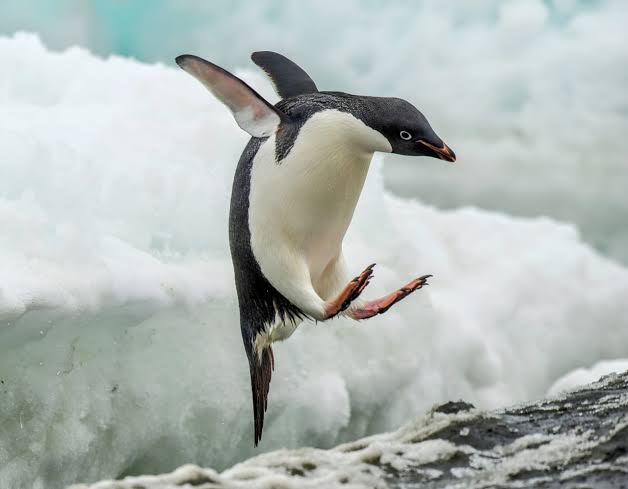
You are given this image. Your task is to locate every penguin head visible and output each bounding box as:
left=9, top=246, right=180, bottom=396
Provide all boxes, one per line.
left=364, top=97, right=456, bottom=162
left=175, top=51, right=455, bottom=162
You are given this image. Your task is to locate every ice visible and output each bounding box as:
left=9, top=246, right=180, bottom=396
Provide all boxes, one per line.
left=1, top=34, right=628, bottom=489
left=67, top=410, right=476, bottom=489
left=1, top=1, right=627, bottom=262
left=547, top=359, right=628, bottom=396
left=71, top=377, right=628, bottom=489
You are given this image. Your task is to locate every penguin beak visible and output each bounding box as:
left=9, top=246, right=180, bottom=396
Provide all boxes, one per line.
left=418, top=139, right=456, bottom=162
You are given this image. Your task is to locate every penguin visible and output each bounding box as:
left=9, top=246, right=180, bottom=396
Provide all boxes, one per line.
left=175, top=51, right=456, bottom=446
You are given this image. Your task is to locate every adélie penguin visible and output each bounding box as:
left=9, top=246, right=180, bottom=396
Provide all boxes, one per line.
left=175, top=51, right=456, bottom=446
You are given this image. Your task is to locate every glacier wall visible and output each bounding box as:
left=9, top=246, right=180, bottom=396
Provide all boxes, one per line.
left=1, top=34, right=628, bottom=489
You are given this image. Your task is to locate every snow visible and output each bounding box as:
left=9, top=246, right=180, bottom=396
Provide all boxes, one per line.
left=2, top=0, right=627, bottom=262
left=69, top=373, right=628, bottom=489
left=1, top=33, right=628, bottom=489
left=69, top=409, right=478, bottom=489
left=547, top=359, right=628, bottom=396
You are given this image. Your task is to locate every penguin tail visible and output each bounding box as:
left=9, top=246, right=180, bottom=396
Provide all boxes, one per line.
left=249, top=345, right=274, bottom=446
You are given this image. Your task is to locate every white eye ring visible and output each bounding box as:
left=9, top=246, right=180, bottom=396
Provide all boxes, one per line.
left=400, top=130, right=412, bottom=140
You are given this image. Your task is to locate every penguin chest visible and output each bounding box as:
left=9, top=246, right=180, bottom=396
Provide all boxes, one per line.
left=248, top=111, right=384, bottom=280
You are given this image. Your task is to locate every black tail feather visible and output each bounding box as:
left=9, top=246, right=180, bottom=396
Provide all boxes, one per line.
left=250, top=346, right=274, bottom=446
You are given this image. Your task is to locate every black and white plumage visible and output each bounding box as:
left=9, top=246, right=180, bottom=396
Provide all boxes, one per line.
left=176, top=51, right=455, bottom=446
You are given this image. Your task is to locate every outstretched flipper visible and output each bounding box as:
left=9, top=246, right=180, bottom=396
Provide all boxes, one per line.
left=176, top=54, right=285, bottom=137
left=251, top=51, right=319, bottom=99
left=248, top=345, right=274, bottom=446
left=349, top=274, right=431, bottom=320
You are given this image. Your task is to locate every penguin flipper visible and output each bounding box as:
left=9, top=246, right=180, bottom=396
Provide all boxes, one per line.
left=248, top=345, right=274, bottom=446
left=176, top=54, right=284, bottom=138
left=251, top=51, right=319, bottom=99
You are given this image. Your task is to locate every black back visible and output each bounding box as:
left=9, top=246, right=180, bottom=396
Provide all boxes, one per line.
left=229, top=137, right=306, bottom=445
left=251, top=51, right=318, bottom=99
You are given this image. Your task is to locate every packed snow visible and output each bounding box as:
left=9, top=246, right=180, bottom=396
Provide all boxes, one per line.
left=1, top=34, right=628, bottom=489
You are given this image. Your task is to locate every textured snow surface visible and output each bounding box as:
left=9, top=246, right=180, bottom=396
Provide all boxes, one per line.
left=2, top=34, right=628, bottom=489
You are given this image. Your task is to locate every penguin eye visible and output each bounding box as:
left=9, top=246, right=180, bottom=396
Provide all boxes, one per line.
left=399, top=130, right=412, bottom=141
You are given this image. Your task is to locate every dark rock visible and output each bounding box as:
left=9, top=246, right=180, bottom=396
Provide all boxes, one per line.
left=384, top=371, right=628, bottom=488
left=433, top=400, right=476, bottom=414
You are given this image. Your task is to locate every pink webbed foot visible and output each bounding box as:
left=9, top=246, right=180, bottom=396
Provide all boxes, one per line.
left=350, top=274, right=431, bottom=320
left=323, top=264, right=375, bottom=319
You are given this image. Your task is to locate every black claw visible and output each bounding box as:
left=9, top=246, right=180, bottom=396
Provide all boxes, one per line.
left=356, top=280, right=370, bottom=296
left=339, top=265, right=377, bottom=315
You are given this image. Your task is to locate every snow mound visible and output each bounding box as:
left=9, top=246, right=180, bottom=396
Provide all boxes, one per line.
left=1, top=34, right=628, bottom=489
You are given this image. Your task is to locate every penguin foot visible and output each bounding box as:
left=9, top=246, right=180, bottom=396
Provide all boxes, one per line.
left=323, top=264, right=375, bottom=319
left=350, top=274, right=431, bottom=320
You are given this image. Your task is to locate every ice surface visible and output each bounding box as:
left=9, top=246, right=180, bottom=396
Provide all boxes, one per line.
left=1, top=1, right=627, bottom=262
left=67, top=409, right=478, bottom=489
left=70, top=371, right=628, bottom=488
left=547, top=359, right=628, bottom=396
left=1, top=34, right=628, bottom=489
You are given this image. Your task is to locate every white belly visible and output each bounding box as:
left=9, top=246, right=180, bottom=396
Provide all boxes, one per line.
left=248, top=110, right=389, bottom=285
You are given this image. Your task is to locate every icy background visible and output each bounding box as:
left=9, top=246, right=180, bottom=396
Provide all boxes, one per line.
left=2, top=0, right=628, bottom=262
left=0, top=1, right=627, bottom=488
